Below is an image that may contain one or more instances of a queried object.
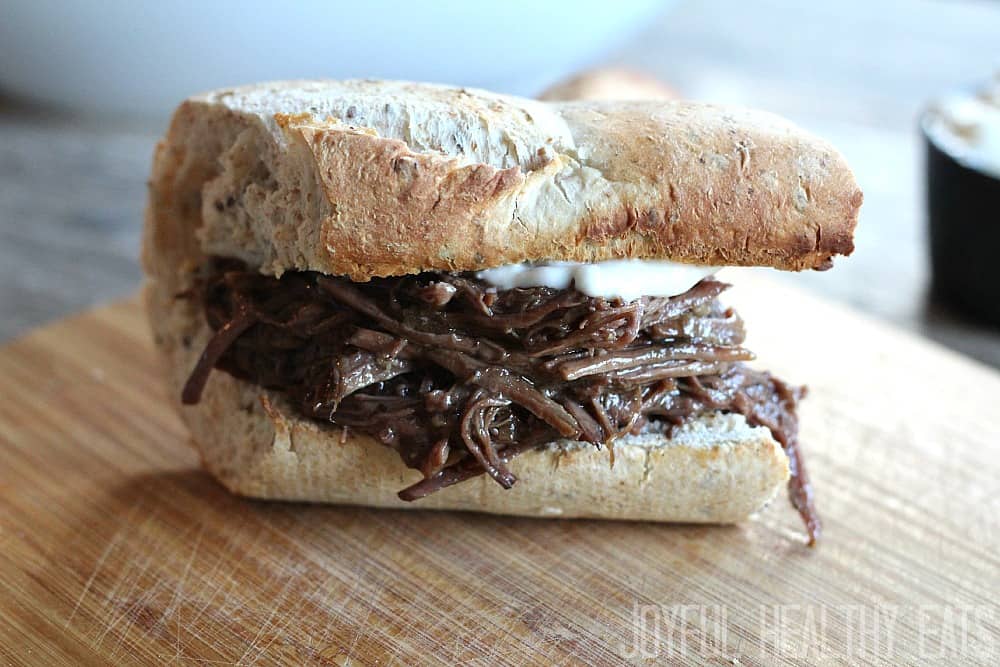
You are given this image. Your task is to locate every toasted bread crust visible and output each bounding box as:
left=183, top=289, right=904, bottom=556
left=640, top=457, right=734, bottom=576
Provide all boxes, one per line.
left=152, top=79, right=860, bottom=281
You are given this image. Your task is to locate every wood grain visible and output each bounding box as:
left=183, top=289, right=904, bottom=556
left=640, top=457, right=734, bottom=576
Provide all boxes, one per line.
left=0, top=274, right=998, bottom=665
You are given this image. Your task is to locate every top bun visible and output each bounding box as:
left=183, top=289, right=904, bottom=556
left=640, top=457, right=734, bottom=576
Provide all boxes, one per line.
left=147, top=79, right=861, bottom=281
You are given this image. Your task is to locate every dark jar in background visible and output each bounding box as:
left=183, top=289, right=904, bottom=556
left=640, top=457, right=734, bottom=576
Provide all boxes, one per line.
left=922, top=82, right=1000, bottom=327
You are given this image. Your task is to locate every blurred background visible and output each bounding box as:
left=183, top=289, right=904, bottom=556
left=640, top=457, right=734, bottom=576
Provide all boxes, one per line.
left=2, top=0, right=999, bottom=366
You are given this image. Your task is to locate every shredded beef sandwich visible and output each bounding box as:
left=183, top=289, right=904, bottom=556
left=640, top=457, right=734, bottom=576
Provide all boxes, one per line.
left=143, top=80, right=861, bottom=545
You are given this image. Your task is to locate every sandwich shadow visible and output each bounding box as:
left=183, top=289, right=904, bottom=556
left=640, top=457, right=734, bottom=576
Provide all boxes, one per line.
left=41, top=467, right=789, bottom=661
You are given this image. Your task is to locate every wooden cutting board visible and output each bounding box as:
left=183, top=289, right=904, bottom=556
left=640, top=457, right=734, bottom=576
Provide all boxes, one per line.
left=1, top=275, right=998, bottom=666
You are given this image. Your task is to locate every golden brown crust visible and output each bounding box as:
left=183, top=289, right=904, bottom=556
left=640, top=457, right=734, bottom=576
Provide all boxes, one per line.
left=156, top=80, right=860, bottom=281
left=558, top=103, right=863, bottom=270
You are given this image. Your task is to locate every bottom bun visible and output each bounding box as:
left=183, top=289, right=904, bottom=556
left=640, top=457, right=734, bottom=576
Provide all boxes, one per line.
left=147, top=284, right=790, bottom=523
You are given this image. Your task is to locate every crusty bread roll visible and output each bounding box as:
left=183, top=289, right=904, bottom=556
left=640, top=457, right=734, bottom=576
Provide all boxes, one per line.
left=143, top=79, right=856, bottom=523
left=538, top=67, right=679, bottom=102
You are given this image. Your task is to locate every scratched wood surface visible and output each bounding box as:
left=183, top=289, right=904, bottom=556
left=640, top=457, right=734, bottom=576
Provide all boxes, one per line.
left=0, top=275, right=998, bottom=666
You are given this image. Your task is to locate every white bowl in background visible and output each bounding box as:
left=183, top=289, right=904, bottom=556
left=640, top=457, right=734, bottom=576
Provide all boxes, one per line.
left=0, top=0, right=669, bottom=118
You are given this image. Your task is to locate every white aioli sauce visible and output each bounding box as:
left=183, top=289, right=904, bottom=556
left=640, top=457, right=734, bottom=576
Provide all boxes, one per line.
left=475, top=260, right=720, bottom=301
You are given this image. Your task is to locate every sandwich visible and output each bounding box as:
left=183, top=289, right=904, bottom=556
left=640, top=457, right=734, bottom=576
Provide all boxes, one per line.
left=142, top=80, right=861, bottom=545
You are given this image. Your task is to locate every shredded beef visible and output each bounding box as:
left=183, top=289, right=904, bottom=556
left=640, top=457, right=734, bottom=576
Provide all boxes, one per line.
left=182, top=258, right=821, bottom=544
